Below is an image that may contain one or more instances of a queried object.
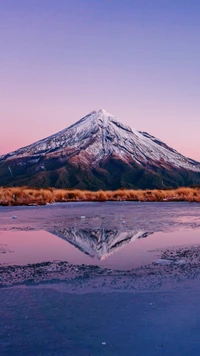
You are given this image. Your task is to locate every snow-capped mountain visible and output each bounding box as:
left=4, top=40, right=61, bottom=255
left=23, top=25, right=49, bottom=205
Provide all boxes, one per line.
left=1, top=109, right=200, bottom=189
left=48, top=227, right=152, bottom=260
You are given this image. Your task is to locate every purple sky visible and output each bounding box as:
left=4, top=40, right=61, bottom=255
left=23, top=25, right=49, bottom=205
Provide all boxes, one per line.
left=1, top=0, right=200, bottom=160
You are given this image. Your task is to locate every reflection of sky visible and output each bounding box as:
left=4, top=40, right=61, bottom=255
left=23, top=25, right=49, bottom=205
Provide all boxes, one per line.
left=1, top=229, right=200, bottom=270
left=0, top=1, right=200, bottom=160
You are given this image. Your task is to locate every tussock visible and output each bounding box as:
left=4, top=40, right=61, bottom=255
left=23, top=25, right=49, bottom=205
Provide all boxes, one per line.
left=0, top=186, right=200, bottom=206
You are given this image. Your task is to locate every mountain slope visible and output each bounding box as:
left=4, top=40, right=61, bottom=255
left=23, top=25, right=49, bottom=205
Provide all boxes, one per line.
left=0, top=109, right=200, bottom=189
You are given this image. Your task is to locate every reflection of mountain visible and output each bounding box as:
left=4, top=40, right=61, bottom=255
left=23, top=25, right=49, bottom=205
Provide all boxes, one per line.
left=48, top=227, right=153, bottom=260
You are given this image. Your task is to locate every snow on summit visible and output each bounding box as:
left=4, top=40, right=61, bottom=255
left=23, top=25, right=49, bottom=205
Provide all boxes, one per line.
left=1, top=109, right=200, bottom=172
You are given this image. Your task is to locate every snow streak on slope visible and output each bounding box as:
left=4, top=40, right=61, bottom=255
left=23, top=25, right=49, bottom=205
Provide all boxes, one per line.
left=1, top=109, right=200, bottom=172
left=48, top=227, right=152, bottom=260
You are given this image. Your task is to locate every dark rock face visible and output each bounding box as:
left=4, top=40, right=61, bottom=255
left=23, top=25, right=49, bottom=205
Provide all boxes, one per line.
left=1, top=109, right=200, bottom=189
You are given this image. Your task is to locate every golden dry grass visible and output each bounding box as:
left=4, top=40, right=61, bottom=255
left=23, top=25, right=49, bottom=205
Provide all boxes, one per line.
left=0, top=186, right=200, bottom=205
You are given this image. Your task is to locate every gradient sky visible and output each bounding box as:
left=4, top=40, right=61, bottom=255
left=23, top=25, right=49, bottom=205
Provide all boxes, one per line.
left=1, top=0, right=200, bottom=160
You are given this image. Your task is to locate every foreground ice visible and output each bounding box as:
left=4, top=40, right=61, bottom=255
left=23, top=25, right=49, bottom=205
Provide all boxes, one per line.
left=0, top=201, right=200, bottom=232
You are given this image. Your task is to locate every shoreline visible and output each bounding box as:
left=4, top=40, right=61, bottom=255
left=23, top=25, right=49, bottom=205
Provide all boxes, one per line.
left=1, top=243, right=200, bottom=290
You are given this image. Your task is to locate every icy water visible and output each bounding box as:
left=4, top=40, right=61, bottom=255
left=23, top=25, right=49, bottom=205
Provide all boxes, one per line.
left=1, top=229, right=200, bottom=270
left=1, top=201, right=200, bottom=270
left=1, top=202, right=200, bottom=355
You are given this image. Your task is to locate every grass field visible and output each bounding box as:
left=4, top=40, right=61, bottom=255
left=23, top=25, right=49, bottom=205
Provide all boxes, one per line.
left=0, top=186, right=200, bottom=205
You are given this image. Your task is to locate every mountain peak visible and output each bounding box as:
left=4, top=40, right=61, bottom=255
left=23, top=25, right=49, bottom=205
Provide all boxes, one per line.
left=85, top=109, right=115, bottom=123
left=96, top=108, right=113, bottom=116
left=1, top=109, right=200, bottom=190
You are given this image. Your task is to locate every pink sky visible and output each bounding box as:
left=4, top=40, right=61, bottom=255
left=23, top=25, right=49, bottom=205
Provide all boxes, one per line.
left=1, top=1, right=200, bottom=161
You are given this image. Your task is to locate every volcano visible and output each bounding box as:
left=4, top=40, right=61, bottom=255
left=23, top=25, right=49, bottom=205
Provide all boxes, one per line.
left=1, top=109, right=200, bottom=189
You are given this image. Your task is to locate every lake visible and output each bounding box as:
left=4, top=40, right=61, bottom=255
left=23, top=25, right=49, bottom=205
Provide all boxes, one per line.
left=1, top=202, right=200, bottom=355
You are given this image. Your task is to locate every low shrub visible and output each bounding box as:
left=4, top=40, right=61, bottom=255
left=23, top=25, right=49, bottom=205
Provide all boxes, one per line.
left=0, top=186, right=200, bottom=205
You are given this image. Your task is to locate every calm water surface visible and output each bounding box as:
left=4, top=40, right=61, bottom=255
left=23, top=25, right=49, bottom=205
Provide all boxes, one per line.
left=1, top=228, right=200, bottom=270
